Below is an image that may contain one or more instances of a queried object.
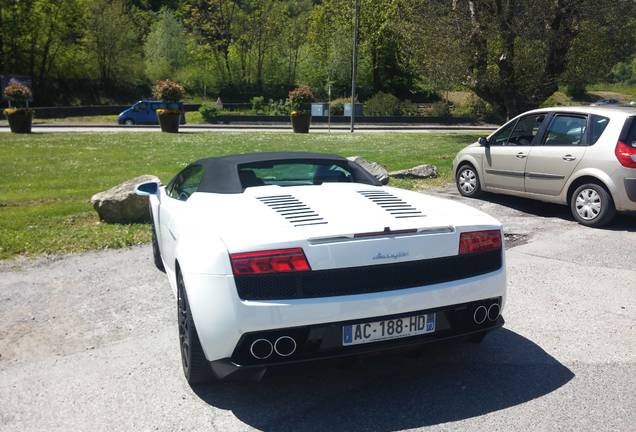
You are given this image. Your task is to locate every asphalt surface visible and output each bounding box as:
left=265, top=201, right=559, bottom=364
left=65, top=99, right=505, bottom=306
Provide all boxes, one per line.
left=0, top=123, right=496, bottom=134
left=1, top=186, right=634, bottom=431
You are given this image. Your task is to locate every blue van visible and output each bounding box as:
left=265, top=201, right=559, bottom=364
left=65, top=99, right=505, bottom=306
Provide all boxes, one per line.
left=117, top=100, right=186, bottom=125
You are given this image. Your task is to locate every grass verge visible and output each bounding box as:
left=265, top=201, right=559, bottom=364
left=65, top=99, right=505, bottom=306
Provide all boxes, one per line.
left=0, top=131, right=478, bottom=259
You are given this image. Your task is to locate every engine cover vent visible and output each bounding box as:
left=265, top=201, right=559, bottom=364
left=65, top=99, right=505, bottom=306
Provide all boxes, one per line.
left=357, top=190, right=426, bottom=219
left=257, top=195, right=328, bottom=227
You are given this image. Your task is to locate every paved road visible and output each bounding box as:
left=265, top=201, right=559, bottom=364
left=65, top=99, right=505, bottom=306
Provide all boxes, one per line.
left=0, top=123, right=496, bottom=134
left=1, top=187, right=634, bottom=431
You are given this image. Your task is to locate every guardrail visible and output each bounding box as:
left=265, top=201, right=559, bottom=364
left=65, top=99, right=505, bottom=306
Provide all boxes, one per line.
left=205, top=115, right=477, bottom=124
left=22, top=104, right=478, bottom=124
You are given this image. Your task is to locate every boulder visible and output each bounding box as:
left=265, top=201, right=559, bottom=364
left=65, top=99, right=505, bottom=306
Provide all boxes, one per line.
left=390, top=164, right=438, bottom=179
left=91, top=175, right=160, bottom=224
left=347, top=156, right=390, bottom=185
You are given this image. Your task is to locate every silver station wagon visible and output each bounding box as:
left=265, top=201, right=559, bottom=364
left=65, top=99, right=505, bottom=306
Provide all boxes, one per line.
left=453, top=106, right=636, bottom=227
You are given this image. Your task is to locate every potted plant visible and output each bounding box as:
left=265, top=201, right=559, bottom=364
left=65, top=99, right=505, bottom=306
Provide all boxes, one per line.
left=152, top=79, right=185, bottom=133
left=3, top=81, right=33, bottom=133
left=288, top=85, right=313, bottom=133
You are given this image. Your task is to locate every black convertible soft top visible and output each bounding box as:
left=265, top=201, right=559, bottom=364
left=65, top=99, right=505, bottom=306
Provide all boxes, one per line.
left=190, top=152, right=381, bottom=193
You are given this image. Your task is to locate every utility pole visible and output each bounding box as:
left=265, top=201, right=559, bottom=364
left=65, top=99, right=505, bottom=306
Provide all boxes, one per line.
left=350, top=0, right=360, bottom=133
left=327, top=83, right=332, bottom=133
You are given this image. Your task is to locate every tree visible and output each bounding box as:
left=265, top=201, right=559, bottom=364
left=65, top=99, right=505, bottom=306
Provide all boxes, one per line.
left=401, top=0, right=636, bottom=118
left=463, top=0, right=579, bottom=117
left=144, top=8, right=189, bottom=81
left=86, top=0, right=142, bottom=88
left=0, top=0, right=84, bottom=100
left=180, top=0, right=240, bottom=85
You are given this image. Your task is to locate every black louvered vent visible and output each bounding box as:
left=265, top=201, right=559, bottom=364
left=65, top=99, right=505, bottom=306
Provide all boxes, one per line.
left=357, top=190, right=425, bottom=219
left=257, top=194, right=328, bottom=227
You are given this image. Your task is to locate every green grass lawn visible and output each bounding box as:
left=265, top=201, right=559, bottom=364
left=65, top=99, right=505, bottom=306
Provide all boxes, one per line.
left=0, top=132, right=478, bottom=260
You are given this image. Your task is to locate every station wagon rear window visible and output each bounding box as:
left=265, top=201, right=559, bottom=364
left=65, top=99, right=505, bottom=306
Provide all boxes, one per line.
left=590, top=115, right=610, bottom=144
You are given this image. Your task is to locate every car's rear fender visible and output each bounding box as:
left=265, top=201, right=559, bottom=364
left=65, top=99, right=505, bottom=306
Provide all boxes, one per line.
left=182, top=263, right=507, bottom=362
left=562, top=168, right=617, bottom=205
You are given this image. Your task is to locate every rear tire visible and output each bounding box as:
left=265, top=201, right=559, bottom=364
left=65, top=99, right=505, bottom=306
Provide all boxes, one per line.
left=570, top=183, right=616, bottom=228
left=177, top=269, right=216, bottom=385
left=456, top=164, right=483, bottom=198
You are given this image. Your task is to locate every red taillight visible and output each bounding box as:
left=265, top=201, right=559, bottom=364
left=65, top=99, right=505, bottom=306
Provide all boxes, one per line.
left=230, top=248, right=310, bottom=275
left=615, top=140, right=636, bottom=168
left=459, top=230, right=502, bottom=254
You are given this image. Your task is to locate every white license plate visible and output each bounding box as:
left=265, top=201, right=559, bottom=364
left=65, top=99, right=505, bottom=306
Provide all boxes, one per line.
left=342, top=313, right=436, bottom=346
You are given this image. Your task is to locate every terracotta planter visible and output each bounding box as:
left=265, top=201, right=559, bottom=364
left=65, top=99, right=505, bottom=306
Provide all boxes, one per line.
left=291, top=113, right=311, bottom=133
left=157, top=111, right=180, bottom=133
left=6, top=109, right=33, bottom=133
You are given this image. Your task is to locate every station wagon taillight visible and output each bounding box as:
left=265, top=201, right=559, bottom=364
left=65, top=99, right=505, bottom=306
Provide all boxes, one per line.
left=615, top=140, right=636, bottom=168
left=230, top=248, right=311, bottom=275
left=459, top=230, right=502, bottom=255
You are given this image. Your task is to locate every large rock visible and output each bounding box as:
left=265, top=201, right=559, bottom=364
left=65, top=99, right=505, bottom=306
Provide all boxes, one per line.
left=347, top=156, right=390, bottom=185
left=91, top=175, right=160, bottom=223
left=390, top=164, right=438, bottom=179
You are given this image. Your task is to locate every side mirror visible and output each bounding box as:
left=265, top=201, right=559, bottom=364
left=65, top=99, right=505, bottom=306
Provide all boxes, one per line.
left=478, top=136, right=490, bottom=147
left=135, top=181, right=160, bottom=196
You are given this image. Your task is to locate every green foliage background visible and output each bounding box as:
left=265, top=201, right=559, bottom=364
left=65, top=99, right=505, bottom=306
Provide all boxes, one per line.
left=0, top=0, right=634, bottom=111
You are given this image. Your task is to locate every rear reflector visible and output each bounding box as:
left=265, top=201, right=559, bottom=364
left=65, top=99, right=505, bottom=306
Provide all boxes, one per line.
left=459, top=230, right=502, bottom=254
left=230, top=248, right=311, bottom=275
left=615, top=140, right=636, bottom=168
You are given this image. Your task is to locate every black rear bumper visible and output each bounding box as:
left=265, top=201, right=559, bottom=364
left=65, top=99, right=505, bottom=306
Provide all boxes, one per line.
left=208, top=298, right=504, bottom=379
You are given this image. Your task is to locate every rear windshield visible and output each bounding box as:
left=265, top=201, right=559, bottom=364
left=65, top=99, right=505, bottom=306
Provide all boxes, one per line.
left=238, top=161, right=355, bottom=188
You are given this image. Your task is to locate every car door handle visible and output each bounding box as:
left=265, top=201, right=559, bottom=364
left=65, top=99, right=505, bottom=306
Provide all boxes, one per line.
left=516, top=152, right=527, bottom=159
left=562, top=154, right=576, bottom=161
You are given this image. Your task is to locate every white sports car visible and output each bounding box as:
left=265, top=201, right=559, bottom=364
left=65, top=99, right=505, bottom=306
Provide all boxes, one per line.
left=135, top=152, right=506, bottom=384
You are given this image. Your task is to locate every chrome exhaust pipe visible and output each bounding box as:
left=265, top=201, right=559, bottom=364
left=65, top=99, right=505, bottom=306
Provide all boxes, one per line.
left=487, top=303, right=500, bottom=321
left=250, top=338, right=273, bottom=360
left=274, top=336, right=297, bottom=357
left=473, top=305, right=487, bottom=324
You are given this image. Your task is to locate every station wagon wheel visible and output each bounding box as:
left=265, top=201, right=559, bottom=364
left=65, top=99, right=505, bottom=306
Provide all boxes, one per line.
left=177, top=269, right=215, bottom=384
left=124, top=119, right=134, bottom=125
left=456, top=164, right=483, bottom=198
left=570, top=183, right=616, bottom=228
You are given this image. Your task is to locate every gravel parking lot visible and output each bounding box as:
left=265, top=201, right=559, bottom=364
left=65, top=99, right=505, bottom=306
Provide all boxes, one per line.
left=1, top=186, right=634, bottom=432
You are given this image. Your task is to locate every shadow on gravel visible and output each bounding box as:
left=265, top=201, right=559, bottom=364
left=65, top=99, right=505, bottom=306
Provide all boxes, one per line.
left=193, top=328, right=574, bottom=431
left=476, top=192, right=635, bottom=232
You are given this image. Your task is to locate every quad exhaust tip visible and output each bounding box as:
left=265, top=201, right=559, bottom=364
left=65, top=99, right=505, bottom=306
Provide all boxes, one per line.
left=250, top=338, right=273, bottom=360
left=274, top=336, right=297, bottom=357
left=473, top=306, right=487, bottom=324
left=487, top=303, right=500, bottom=321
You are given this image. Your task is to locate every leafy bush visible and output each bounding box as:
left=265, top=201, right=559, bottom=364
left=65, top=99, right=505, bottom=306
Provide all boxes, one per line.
left=287, top=85, right=313, bottom=112
left=329, top=97, right=350, bottom=115
left=3, top=81, right=32, bottom=102
left=265, top=99, right=289, bottom=115
left=152, top=79, right=185, bottom=102
left=364, top=92, right=401, bottom=116
left=607, top=61, right=633, bottom=83
left=466, top=94, right=503, bottom=123
left=199, top=103, right=219, bottom=122
left=399, top=99, right=418, bottom=116
left=431, top=101, right=450, bottom=117
left=250, top=96, right=265, bottom=113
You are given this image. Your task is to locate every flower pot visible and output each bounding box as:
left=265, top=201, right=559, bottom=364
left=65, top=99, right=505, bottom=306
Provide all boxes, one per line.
left=5, top=109, right=33, bottom=133
left=291, top=112, right=311, bottom=133
left=157, top=111, right=180, bottom=133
